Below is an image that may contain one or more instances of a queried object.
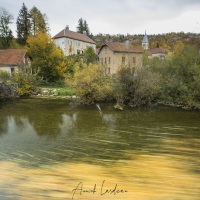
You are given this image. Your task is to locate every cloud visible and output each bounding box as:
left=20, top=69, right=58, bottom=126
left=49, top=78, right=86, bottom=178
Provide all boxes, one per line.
left=1, top=0, right=200, bottom=36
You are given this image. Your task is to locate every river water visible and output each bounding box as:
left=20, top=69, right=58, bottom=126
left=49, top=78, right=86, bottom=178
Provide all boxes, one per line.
left=0, top=99, right=199, bottom=200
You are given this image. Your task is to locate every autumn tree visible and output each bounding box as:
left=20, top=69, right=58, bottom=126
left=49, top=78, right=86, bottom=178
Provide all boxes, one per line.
left=0, top=8, right=14, bottom=48
left=27, top=33, right=67, bottom=83
left=73, top=64, right=113, bottom=104
left=29, top=6, right=49, bottom=36
left=16, top=3, right=31, bottom=45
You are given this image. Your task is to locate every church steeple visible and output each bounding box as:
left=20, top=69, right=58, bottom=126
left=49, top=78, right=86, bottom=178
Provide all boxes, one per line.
left=142, top=31, right=149, bottom=50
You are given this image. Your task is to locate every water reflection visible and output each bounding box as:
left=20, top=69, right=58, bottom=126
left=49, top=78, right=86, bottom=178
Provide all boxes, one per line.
left=0, top=99, right=200, bottom=199
left=0, top=154, right=199, bottom=200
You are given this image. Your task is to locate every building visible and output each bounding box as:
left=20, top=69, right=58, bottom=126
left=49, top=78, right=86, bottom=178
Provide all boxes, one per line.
left=146, top=47, right=167, bottom=60
left=98, top=41, right=143, bottom=74
left=0, top=49, right=31, bottom=76
left=142, top=32, right=167, bottom=59
left=142, top=31, right=149, bottom=50
left=53, top=26, right=96, bottom=56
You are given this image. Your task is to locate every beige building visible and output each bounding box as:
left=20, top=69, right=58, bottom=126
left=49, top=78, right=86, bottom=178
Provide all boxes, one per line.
left=98, top=42, right=143, bottom=74
left=53, top=26, right=96, bottom=56
left=0, top=49, right=31, bottom=76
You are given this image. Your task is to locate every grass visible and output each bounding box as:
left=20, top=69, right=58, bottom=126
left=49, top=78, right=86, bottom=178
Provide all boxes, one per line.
left=37, top=86, right=77, bottom=96
left=57, top=87, right=77, bottom=96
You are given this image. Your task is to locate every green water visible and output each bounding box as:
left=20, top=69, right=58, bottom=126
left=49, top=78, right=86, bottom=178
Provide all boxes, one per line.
left=0, top=99, right=199, bottom=200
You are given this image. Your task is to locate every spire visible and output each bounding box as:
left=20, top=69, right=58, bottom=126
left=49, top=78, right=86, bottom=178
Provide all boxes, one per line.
left=142, top=31, right=149, bottom=50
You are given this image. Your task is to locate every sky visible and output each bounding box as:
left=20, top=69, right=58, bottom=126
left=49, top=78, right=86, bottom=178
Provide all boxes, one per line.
left=1, top=0, right=200, bottom=37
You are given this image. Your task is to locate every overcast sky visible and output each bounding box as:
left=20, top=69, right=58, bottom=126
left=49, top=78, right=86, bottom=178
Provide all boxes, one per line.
left=1, top=0, right=200, bottom=37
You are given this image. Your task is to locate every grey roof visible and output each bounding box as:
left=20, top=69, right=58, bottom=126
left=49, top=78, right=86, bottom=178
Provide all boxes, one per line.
left=142, top=32, right=148, bottom=43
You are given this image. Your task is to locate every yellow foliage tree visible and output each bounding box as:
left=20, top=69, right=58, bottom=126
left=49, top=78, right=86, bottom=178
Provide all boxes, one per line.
left=27, top=33, right=67, bottom=82
left=73, top=63, right=114, bottom=104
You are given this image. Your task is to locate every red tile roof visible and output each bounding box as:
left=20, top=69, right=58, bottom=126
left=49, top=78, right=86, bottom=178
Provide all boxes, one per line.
left=147, top=47, right=166, bottom=55
left=0, top=49, right=27, bottom=66
left=53, top=29, right=95, bottom=44
left=99, top=42, right=143, bottom=54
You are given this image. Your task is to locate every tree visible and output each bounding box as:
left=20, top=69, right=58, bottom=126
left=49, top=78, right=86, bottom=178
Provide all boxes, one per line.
left=76, top=18, right=90, bottom=36
left=0, top=8, right=14, bottom=48
left=16, top=3, right=31, bottom=45
left=83, top=46, right=98, bottom=64
left=76, top=18, right=84, bottom=33
left=83, top=20, right=90, bottom=36
left=27, top=33, right=67, bottom=83
left=115, top=66, right=161, bottom=107
left=29, top=6, right=48, bottom=36
left=160, top=45, right=200, bottom=108
left=73, top=64, right=114, bottom=104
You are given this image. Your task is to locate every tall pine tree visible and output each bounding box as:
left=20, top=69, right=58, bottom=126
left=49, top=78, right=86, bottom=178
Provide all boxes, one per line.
left=0, top=8, right=14, bottom=48
left=29, top=6, right=49, bottom=36
left=16, top=3, right=31, bottom=45
left=76, top=18, right=90, bottom=36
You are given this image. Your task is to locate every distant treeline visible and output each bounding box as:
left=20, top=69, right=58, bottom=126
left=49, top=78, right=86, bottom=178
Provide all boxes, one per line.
left=91, top=32, right=200, bottom=49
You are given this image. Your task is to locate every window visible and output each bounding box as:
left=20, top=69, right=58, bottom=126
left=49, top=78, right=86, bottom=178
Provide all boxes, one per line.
left=11, top=68, right=15, bottom=74
left=122, top=57, right=125, bottom=64
left=101, top=58, right=103, bottom=64
left=133, top=57, right=136, bottom=64
left=77, top=49, right=80, bottom=54
left=108, top=57, right=111, bottom=64
left=68, top=40, right=72, bottom=45
left=105, top=57, right=107, bottom=64
left=76, top=41, right=80, bottom=46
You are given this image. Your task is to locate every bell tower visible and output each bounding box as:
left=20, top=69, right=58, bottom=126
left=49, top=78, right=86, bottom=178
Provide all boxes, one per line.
left=142, top=31, right=149, bottom=50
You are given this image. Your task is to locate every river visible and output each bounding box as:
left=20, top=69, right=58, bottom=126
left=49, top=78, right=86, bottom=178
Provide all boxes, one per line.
left=0, top=99, right=199, bottom=200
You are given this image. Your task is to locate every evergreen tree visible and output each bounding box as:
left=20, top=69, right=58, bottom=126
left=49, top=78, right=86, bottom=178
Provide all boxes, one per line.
left=77, top=18, right=90, bottom=36
left=29, top=6, right=48, bottom=36
left=0, top=8, right=14, bottom=48
left=16, top=3, right=31, bottom=45
left=76, top=18, right=84, bottom=33
left=83, top=20, right=90, bottom=36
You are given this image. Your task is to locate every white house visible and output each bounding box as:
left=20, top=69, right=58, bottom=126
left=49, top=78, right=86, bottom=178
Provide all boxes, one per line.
left=53, top=26, right=96, bottom=56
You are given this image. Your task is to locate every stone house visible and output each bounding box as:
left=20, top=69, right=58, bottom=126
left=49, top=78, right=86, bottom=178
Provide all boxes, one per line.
left=98, top=42, right=143, bottom=74
left=0, top=49, right=31, bottom=76
left=53, top=26, right=96, bottom=56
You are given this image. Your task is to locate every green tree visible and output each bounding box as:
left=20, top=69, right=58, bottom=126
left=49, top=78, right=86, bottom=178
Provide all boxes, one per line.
left=0, top=8, right=14, bottom=48
left=16, top=3, right=31, bottom=45
left=115, top=66, right=161, bottom=107
left=27, top=33, right=67, bottom=83
left=76, top=18, right=90, bottom=36
left=83, top=46, right=98, bottom=64
left=29, top=6, right=48, bottom=36
left=160, top=45, right=200, bottom=108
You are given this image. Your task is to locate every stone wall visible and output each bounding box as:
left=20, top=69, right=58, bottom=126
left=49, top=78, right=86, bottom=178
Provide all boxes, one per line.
left=0, top=83, right=19, bottom=98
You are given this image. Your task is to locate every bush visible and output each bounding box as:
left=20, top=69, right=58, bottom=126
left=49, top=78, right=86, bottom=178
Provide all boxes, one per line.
left=115, top=66, right=161, bottom=107
left=72, top=63, right=114, bottom=104
left=0, top=70, right=10, bottom=83
left=13, top=72, right=38, bottom=96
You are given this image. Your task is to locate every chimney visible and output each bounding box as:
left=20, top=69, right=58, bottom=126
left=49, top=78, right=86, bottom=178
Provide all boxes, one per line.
left=83, top=31, right=87, bottom=36
left=64, top=25, right=69, bottom=36
left=65, top=25, right=69, bottom=31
